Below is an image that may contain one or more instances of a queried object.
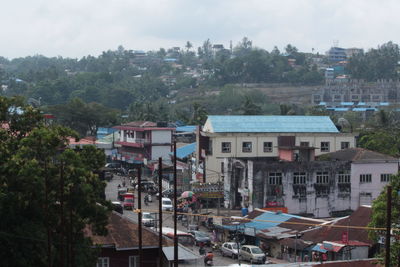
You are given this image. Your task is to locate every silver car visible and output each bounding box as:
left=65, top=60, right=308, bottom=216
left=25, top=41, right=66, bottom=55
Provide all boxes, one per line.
left=239, top=245, right=266, bottom=264
left=221, top=242, right=240, bottom=259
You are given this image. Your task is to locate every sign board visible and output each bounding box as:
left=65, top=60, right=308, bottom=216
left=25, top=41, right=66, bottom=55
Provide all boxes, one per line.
left=244, top=227, right=257, bottom=237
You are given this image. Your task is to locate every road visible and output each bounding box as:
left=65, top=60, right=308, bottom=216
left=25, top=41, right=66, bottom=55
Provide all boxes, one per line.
left=105, top=174, right=241, bottom=266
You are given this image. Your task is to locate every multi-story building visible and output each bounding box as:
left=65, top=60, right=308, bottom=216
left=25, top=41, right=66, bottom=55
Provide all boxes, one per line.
left=222, top=148, right=397, bottom=217
left=326, top=47, right=347, bottom=62
left=113, top=121, right=174, bottom=165
left=200, top=115, right=356, bottom=182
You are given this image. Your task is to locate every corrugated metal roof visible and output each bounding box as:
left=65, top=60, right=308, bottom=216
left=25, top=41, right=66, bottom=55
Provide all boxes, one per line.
left=176, top=125, right=197, bottom=132
left=333, top=108, right=348, bottom=111
left=243, top=211, right=299, bottom=230
left=206, top=116, right=339, bottom=133
left=169, top=142, right=196, bottom=159
left=340, top=102, right=354, bottom=106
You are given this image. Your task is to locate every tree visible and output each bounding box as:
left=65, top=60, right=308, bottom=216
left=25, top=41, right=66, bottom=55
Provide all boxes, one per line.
left=240, top=96, right=262, bottom=115
left=185, top=41, right=193, bottom=52
left=190, top=102, right=208, bottom=125
left=0, top=96, right=110, bottom=267
left=358, top=130, right=400, bottom=157
left=368, top=174, right=400, bottom=266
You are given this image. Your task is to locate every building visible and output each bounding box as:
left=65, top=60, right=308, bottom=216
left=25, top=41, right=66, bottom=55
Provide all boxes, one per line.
left=345, top=48, right=363, bottom=58
left=222, top=148, right=397, bottom=217
left=200, top=115, right=356, bottom=182
left=85, top=212, right=173, bottom=267
left=326, top=47, right=347, bottom=62
left=113, top=121, right=174, bottom=166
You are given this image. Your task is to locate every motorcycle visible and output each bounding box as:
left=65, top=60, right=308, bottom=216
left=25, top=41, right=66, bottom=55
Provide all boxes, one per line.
left=144, top=195, right=149, bottom=206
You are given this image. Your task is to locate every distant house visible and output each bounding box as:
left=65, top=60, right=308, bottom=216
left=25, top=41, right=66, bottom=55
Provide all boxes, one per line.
left=326, top=47, right=347, bottom=62
left=113, top=121, right=174, bottom=166
left=85, top=212, right=172, bottom=267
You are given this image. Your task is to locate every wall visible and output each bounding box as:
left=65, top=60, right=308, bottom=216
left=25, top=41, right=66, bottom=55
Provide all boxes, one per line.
left=351, top=246, right=369, bottom=260
left=205, top=132, right=355, bottom=179
left=350, top=162, right=398, bottom=210
left=151, top=146, right=171, bottom=161
left=151, top=130, right=172, bottom=144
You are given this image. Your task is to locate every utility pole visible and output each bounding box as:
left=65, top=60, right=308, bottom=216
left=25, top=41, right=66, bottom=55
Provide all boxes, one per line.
left=203, top=159, right=206, bottom=183
left=138, top=166, right=143, bottom=267
left=173, top=141, right=178, bottom=267
left=385, top=185, right=392, bottom=267
left=158, top=157, right=163, bottom=267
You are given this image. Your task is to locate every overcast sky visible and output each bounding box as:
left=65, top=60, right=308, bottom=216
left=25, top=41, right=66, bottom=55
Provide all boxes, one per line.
left=2, top=0, right=399, bottom=59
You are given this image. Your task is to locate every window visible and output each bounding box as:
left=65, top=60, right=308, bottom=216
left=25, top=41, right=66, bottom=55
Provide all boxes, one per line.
left=242, top=142, right=252, bottom=153
left=129, top=256, right=139, bottom=267
left=221, top=142, right=231, bottom=153
left=381, top=174, right=391, bottom=182
left=316, top=172, right=329, bottom=184
left=293, top=172, right=306, bottom=184
left=360, top=174, right=372, bottom=183
left=320, top=142, right=330, bottom=152
left=316, top=187, right=329, bottom=197
left=300, top=142, right=309, bottom=147
left=338, top=170, right=350, bottom=183
left=269, top=173, right=282, bottom=185
left=341, top=142, right=350, bottom=150
left=294, top=186, right=306, bottom=197
left=221, top=162, right=224, bottom=174
left=97, top=258, right=109, bottom=267
left=263, top=142, right=273, bottom=152
left=208, top=140, right=213, bottom=155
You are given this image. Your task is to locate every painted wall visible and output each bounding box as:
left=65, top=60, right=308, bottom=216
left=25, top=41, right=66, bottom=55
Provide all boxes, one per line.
left=350, top=162, right=398, bottom=210
left=151, top=146, right=171, bottom=161
left=151, top=130, right=172, bottom=144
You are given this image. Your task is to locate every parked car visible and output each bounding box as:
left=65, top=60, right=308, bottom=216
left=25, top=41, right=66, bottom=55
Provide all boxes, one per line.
left=105, top=162, right=122, bottom=171
left=142, top=212, right=155, bottom=227
left=161, top=198, right=173, bottom=211
left=239, top=245, right=266, bottom=264
left=221, top=242, right=240, bottom=259
left=188, top=231, right=211, bottom=246
left=112, top=201, right=123, bottom=214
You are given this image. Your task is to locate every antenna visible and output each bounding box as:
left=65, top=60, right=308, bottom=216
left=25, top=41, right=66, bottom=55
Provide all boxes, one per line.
left=333, top=40, right=339, bottom=47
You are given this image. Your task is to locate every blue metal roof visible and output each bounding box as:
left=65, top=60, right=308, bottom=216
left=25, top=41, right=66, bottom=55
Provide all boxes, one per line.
left=244, top=211, right=299, bottom=230
left=379, top=102, right=389, bottom=106
left=318, top=102, right=327, bottom=106
left=340, top=102, right=354, bottom=106
left=333, top=108, right=349, bottom=112
left=169, top=142, right=196, bottom=159
left=357, top=102, right=366, bottom=106
left=207, top=116, right=339, bottom=133
left=176, top=125, right=196, bottom=132
left=353, top=108, right=367, bottom=112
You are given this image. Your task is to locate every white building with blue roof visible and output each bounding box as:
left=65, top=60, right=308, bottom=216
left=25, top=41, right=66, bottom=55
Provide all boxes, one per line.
left=200, top=115, right=356, bottom=182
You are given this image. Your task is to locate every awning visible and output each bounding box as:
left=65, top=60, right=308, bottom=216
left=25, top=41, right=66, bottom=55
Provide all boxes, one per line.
left=312, top=243, right=327, bottom=253
left=162, top=246, right=200, bottom=261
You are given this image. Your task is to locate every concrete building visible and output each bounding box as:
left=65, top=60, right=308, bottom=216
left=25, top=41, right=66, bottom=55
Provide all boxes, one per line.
left=113, top=121, right=174, bottom=165
left=326, top=47, right=347, bottom=62
left=200, top=115, right=356, bottom=182
left=222, top=148, right=397, bottom=217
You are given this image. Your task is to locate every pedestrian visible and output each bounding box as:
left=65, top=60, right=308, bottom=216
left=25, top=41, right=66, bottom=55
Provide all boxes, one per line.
left=122, top=180, right=126, bottom=187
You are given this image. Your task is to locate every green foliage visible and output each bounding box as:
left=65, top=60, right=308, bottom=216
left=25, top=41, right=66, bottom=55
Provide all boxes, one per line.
left=368, top=174, right=400, bottom=265
left=0, top=96, right=110, bottom=267
left=358, top=130, right=400, bottom=157
left=347, top=41, right=400, bottom=81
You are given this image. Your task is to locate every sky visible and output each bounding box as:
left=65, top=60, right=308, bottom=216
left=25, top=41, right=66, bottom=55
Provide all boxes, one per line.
left=2, top=0, right=400, bottom=59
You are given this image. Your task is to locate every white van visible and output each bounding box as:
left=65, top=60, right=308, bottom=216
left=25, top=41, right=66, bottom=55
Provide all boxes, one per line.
left=162, top=198, right=173, bottom=211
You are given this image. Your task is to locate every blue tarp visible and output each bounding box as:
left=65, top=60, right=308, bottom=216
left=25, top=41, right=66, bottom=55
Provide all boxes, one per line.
left=176, top=125, right=197, bottom=132
left=169, top=142, right=196, bottom=159
left=333, top=108, right=349, bottom=111
left=207, top=116, right=339, bottom=133
left=312, top=244, right=327, bottom=253
left=243, top=211, right=298, bottom=230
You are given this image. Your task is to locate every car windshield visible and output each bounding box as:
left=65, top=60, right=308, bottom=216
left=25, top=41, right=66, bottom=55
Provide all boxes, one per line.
left=143, top=214, right=153, bottom=219
left=231, top=243, right=238, bottom=249
left=125, top=198, right=133, bottom=203
left=251, top=247, right=263, bottom=254
left=163, top=200, right=171, bottom=205
left=195, top=232, right=208, bottom=237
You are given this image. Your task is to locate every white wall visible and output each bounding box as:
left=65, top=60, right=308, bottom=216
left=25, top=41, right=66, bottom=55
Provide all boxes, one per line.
left=350, top=162, right=398, bottom=210
left=151, top=130, right=171, bottom=144
left=151, top=146, right=171, bottom=160
left=351, top=246, right=369, bottom=260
